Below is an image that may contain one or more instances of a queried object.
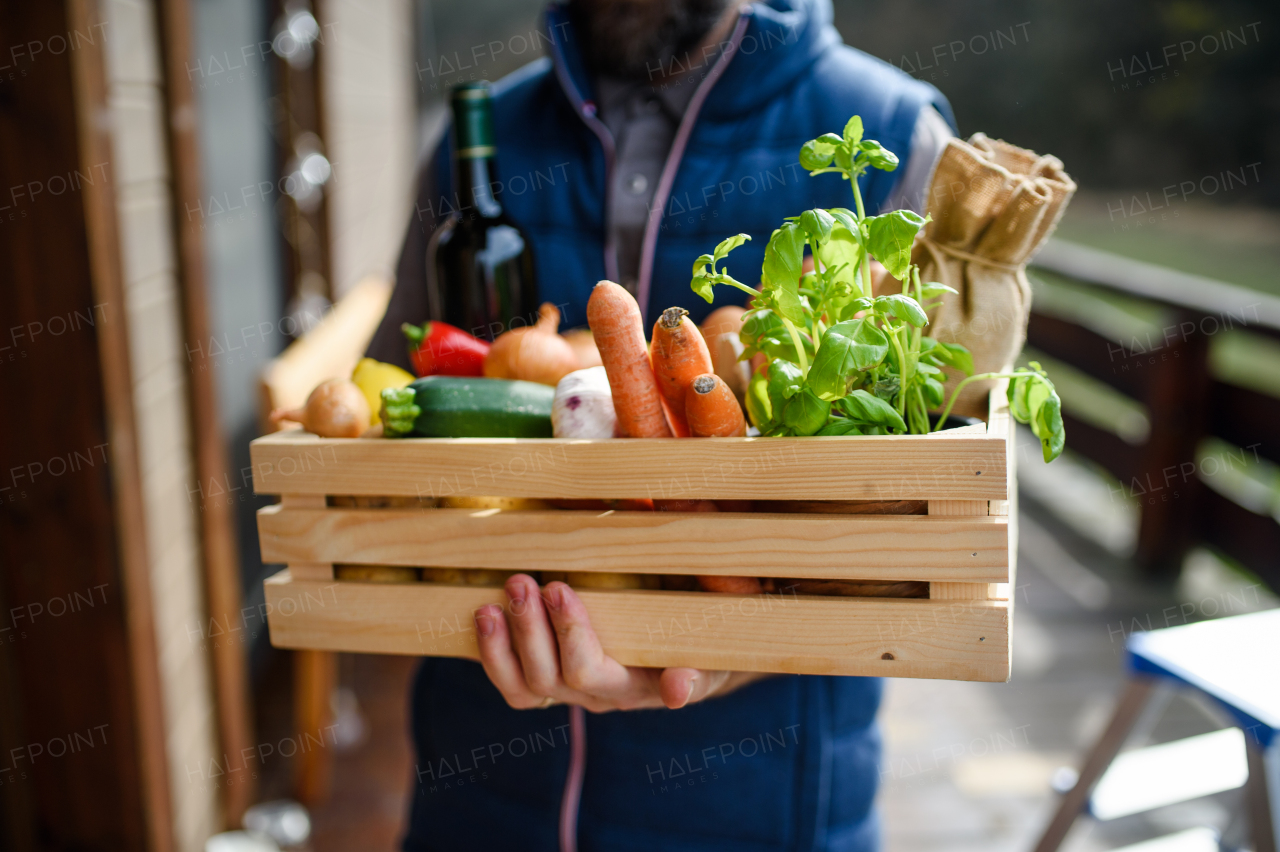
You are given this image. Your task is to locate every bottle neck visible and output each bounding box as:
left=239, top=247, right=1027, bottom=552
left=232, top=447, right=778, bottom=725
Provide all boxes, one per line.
left=457, top=156, right=503, bottom=219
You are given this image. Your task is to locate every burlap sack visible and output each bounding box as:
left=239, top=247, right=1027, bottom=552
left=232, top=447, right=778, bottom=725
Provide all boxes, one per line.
left=879, top=134, right=1076, bottom=419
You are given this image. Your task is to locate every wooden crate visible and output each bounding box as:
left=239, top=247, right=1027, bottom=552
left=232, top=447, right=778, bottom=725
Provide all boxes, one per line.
left=251, top=390, right=1017, bottom=682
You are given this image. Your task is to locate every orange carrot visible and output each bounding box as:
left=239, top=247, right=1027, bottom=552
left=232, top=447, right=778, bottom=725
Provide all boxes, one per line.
left=685, top=374, right=746, bottom=437
left=650, top=307, right=713, bottom=425
left=586, top=281, right=672, bottom=438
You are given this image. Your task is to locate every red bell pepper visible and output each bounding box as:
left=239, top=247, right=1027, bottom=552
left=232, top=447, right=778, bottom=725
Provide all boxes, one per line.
left=401, top=321, right=490, bottom=377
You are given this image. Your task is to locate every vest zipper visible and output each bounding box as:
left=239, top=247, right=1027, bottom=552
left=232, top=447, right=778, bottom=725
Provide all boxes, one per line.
left=635, top=11, right=752, bottom=323
left=548, top=35, right=620, bottom=283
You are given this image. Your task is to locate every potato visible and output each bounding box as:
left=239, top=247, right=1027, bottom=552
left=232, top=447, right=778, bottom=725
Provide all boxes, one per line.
left=419, top=567, right=466, bottom=584
left=335, top=565, right=418, bottom=583
left=440, top=496, right=549, bottom=511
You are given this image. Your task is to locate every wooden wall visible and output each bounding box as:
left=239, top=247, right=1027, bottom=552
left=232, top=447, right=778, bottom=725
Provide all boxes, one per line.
left=0, top=0, right=231, bottom=848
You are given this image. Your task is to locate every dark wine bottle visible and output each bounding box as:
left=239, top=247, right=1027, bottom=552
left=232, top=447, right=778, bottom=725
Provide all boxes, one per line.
left=426, top=81, right=538, bottom=341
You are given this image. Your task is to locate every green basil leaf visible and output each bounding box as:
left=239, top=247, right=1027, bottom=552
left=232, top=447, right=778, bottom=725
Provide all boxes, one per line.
left=833, top=145, right=853, bottom=173
left=814, top=224, right=863, bottom=306
left=691, top=272, right=715, bottom=304
left=767, top=359, right=805, bottom=401
left=843, top=116, right=863, bottom=146
left=920, top=280, right=957, bottom=299
left=745, top=369, right=771, bottom=428
left=1032, top=387, right=1065, bottom=462
left=866, top=210, right=926, bottom=280
left=873, top=376, right=899, bottom=402
left=916, top=362, right=944, bottom=378
left=761, top=223, right=806, bottom=325
left=875, top=293, right=929, bottom=327
left=799, top=138, right=837, bottom=171
left=838, top=389, right=906, bottom=432
left=924, top=377, right=945, bottom=408
left=808, top=318, right=890, bottom=400
left=935, top=341, right=975, bottom=376
left=828, top=207, right=858, bottom=232
left=1026, top=376, right=1052, bottom=423
left=762, top=223, right=804, bottom=290
left=817, top=418, right=862, bottom=437
left=1008, top=375, right=1032, bottom=422
left=782, top=389, right=831, bottom=436
left=713, top=233, right=750, bottom=263
left=799, top=208, right=835, bottom=244
left=858, top=139, right=900, bottom=171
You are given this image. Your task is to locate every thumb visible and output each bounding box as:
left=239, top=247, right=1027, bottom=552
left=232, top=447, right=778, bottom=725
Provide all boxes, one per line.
left=659, top=668, right=730, bottom=709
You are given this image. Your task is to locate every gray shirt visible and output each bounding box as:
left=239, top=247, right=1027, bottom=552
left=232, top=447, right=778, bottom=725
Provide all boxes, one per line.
left=597, top=70, right=953, bottom=291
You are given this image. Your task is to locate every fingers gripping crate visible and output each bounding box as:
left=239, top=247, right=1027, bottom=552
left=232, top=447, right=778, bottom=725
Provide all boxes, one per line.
left=250, top=390, right=1016, bottom=682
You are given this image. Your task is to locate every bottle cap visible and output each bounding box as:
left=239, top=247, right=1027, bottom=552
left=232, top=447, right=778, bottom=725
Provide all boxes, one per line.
left=451, top=82, right=496, bottom=159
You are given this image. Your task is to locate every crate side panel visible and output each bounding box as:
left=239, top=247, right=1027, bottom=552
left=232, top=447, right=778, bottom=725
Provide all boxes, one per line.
left=259, top=507, right=1010, bottom=581
left=263, top=574, right=1009, bottom=681
left=249, top=432, right=1007, bottom=500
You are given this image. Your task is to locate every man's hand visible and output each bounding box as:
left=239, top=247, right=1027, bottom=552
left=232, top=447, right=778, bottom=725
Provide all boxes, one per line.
left=475, top=574, right=763, bottom=713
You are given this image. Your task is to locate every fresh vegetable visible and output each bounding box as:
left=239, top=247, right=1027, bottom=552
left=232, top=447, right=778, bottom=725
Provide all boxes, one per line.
left=484, top=302, right=580, bottom=386
left=699, top=305, right=746, bottom=341
left=562, top=328, right=603, bottom=369
left=699, top=576, right=765, bottom=594
left=439, top=496, right=550, bottom=510
left=685, top=374, right=747, bottom=437
left=335, top=565, right=419, bottom=583
left=651, top=306, right=714, bottom=427
left=688, top=114, right=1066, bottom=459
left=271, top=378, right=370, bottom=438
left=552, top=366, right=618, bottom=439
left=380, top=376, right=553, bottom=438
left=547, top=498, right=654, bottom=511
left=420, top=567, right=516, bottom=586
left=351, top=357, right=415, bottom=427
left=402, top=320, right=490, bottom=377
left=542, top=571, right=660, bottom=590
left=586, top=281, right=673, bottom=438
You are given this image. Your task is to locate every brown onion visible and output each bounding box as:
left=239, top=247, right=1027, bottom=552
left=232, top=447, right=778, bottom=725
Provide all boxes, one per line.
left=483, top=303, right=580, bottom=386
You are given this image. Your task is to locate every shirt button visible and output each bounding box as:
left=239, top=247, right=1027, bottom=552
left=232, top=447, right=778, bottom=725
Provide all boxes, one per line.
left=627, top=173, right=649, bottom=195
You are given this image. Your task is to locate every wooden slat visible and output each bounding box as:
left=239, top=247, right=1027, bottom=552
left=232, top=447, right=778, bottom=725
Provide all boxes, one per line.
left=264, top=573, right=1010, bottom=682
left=250, top=432, right=1008, bottom=501
left=1027, top=311, right=1145, bottom=398
left=928, top=500, right=988, bottom=516
left=1033, top=239, right=1280, bottom=331
left=1209, top=381, right=1280, bottom=467
left=928, top=495, right=994, bottom=598
left=930, top=583, right=997, bottom=600
left=1199, top=488, right=1280, bottom=594
left=1060, top=412, right=1139, bottom=483
left=257, top=506, right=1010, bottom=582
left=288, top=563, right=336, bottom=581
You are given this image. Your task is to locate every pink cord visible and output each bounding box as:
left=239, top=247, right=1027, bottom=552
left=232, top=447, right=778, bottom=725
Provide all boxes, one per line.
left=559, top=704, right=587, bottom=852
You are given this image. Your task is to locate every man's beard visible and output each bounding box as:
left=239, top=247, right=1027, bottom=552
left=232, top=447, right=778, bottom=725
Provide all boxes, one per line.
left=569, top=0, right=732, bottom=81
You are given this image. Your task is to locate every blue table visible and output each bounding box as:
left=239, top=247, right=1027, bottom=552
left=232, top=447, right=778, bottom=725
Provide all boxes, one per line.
left=1033, top=608, right=1280, bottom=852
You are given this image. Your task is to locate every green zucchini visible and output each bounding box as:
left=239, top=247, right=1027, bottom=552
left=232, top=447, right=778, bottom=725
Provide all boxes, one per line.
left=380, top=376, right=554, bottom=438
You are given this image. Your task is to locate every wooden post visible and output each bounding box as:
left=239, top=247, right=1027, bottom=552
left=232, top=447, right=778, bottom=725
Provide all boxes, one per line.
left=154, top=0, right=256, bottom=826
left=1133, top=309, right=1211, bottom=578
left=281, top=495, right=337, bottom=805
